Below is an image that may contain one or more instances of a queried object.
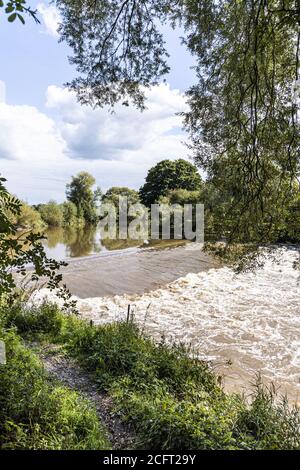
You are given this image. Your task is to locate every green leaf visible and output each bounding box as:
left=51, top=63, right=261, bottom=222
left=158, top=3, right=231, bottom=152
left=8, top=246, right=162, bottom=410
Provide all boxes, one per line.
left=0, top=1, right=4, bottom=8
left=17, top=13, right=25, bottom=24
left=8, top=13, right=17, bottom=23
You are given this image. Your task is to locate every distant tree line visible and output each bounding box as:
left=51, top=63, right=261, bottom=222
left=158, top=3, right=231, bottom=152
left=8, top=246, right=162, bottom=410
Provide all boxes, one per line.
left=31, top=172, right=101, bottom=229
left=8, top=158, right=298, bottom=244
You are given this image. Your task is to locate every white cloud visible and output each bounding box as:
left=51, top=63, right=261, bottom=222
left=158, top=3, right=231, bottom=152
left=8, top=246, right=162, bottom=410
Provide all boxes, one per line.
left=37, top=3, right=61, bottom=38
left=46, top=83, right=188, bottom=161
left=0, top=102, right=65, bottom=162
left=0, top=82, right=191, bottom=204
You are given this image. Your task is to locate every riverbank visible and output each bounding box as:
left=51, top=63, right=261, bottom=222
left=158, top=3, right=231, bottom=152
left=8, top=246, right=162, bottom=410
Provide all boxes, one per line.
left=2, top=304, right=300, bottom=449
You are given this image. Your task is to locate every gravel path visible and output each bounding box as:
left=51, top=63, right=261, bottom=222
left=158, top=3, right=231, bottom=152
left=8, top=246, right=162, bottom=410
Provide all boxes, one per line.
left=38, top=345, right=136, bottom=450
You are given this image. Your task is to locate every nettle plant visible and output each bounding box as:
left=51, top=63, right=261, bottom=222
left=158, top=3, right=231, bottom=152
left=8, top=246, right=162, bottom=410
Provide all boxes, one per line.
left=0, top=176, right=76, bottom=312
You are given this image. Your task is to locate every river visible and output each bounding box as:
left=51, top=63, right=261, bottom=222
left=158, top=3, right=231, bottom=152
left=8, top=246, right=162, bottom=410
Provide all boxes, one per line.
left=34, top=236, right=300, bottom=403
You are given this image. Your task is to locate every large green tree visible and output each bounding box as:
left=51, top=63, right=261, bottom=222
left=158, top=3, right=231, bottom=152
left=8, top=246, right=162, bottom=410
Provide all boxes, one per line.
left=102, top=186, right=140, bottom=206
left=139, top=159, right=202, bottom=206
left=66, top=172, right=98, bottom=224
left=183, top=0, right=300, bottom=243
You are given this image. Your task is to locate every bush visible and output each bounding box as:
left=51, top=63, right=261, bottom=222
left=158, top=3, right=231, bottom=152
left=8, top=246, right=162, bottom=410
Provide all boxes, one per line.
left=0, top=177, right=68, bottom=303
left=0, top=327, right=110, bottom=449
left=56, top=317, right=300, bottom=449
left=235, top=384, right=300, bottom=449
left=38, top=201, right=64, bottom=227
left=63, top=319, right=300, bottom=450
left=112, top=379, right=240, bottom=449
left=62, top=201, right=79, bottom=227
left=61, top=319, right=219, bottom=396
left=1, top=302, right=65, bottom=337
left=8, top=201, right=45, bottom=230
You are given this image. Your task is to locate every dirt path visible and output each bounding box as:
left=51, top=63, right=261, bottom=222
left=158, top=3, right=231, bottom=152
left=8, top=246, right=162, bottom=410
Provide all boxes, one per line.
left=38, top=345, right=136, bottom=450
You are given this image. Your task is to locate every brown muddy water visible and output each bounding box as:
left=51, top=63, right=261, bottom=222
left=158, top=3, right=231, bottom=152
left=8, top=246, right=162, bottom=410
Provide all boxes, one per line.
left=51, top=241, right=216, bottom=298
left=33, top=237, right=300, bottom=404
left=42, top=226, right=189, bottom=261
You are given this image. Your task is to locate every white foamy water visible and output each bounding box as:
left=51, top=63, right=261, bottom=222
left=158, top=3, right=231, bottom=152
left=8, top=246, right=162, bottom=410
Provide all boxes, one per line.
left=32, top=246, right=300, bottom=401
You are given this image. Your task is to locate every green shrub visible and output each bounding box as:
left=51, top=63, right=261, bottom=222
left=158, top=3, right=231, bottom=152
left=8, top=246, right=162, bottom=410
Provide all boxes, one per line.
left=58, top=317, right=300, bottom=449
left=62, top=201, right=78, bottom=227
left=38, top=201, right=64, bottom=227
left=61, top=319, right=219, bottom=396
left=111, top=377, right=300, bottom=450
left=1, top=302, right=65, bottom=337
left=0, top=327, right=110, bottom=450
left=235, top=384, right=300, bottom=449
left=8, top=201, right=45, bottom=230
left=112, top=379, right=240, bottom=449
left=62, top=319, right=156, bottom=387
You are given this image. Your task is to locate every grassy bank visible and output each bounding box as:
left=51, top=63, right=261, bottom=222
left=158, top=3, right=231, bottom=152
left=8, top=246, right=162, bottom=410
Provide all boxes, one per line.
left=1, top=302, right=300, bottom=450
left=0, top=314, right=110, bottom=450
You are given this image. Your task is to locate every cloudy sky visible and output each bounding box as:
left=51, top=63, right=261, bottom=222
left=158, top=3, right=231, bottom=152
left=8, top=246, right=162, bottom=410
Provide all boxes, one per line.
left=0, top=2, right=195, bottom=203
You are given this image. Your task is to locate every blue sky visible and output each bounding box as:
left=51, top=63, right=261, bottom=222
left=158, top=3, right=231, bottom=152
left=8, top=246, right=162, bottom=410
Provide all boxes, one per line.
left=0, top=2, right=196, bottom=203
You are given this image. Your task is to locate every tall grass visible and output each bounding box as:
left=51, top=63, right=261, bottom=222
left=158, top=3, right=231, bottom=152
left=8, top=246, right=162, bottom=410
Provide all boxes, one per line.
left=0, top=321, right=110, bottom=449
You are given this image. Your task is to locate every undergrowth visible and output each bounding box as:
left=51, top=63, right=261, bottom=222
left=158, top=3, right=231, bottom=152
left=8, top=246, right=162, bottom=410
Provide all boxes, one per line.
left=0, top=314, right=110, bottom=450
left=1, top=301, right=300, bottom=450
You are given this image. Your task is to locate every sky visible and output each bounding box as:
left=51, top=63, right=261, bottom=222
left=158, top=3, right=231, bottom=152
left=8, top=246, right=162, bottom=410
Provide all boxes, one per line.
left=0, top=2, right=196, bottom=204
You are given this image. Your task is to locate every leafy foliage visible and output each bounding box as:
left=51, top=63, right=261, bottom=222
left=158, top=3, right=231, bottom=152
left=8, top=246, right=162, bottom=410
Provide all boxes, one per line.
left=61, top=200, right=79, bottom=227
left=65, top=319, right=300, bottom=449
left=66, top=171, right=98, bottom=224
left=162, top=188, right=202, bottom=206
left=183, top=0, right=300, bottom=243
left=1, top=302, right=64, bottom=337
left=56, top=1, right=300, bottom=245
left=55, top=0, right=176, bottom=108
left=8, top=201, right=45, bottom=231
left=102, top=186, right=140, bottom=207
left=139, top=159, right=202, bottom=206
left=0, top=0, right=39, bottom=24
left=7, top=305, right=299, bottom=450
left=0, top=326, right=110, bottom=449
left=37, top=200, right=64, bottom=228
left=0, top=176, right=75, bottom=312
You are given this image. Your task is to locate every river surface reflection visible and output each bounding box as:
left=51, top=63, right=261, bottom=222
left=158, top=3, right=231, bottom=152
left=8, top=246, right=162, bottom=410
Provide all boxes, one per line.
left=42, top=226, right=187, bottom=260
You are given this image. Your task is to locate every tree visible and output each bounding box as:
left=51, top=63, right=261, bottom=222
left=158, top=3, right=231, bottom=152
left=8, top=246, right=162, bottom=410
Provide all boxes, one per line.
left=55, top=0, right=173, bottom=108
left=139, top=159, right=202, bottom=206
left=161, top=188, right=202, bottom=206
left=102, top=186, right=140, bottom=206
left=62, top=201, right=78, bottom=227
left=93, top=186, right=103, bottom=208
left=38, top=201, right=64, bottom=228
left=183, top=0, right=300, bottom=243
left=7, top=201, right=45, bottom=231
left=101, top=187, right=141, bottom=229
left=0, top=1, right=39, bottom=24
left=66, top=172, right=98, bottom=224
